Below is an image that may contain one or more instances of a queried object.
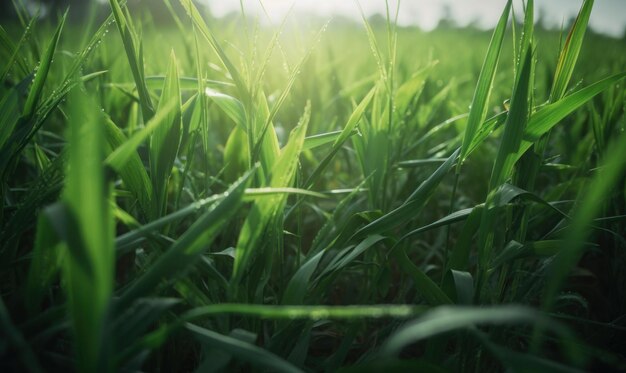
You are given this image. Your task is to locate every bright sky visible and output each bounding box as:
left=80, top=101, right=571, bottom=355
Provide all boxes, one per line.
left=202, top=0, right=626, bottom=37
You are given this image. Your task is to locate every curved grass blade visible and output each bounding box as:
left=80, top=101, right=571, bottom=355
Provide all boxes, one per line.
left=355, top=148, right=459, bottom=237
left=187, top=323, right=304, bottom=373
left=521, top=72, right=626, bottom=145
left=205, top=88, right=246, bottom=130
left=118, top=169, right=255, bottom=308
left=392, top=247, right=453, bottom=305
left=380, top=305, right=579, bottom=358
left=103, top=117, right=152, bottom=220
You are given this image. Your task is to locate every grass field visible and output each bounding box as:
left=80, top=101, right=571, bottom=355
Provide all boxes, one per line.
left=1, top=0, right=626, bottom=371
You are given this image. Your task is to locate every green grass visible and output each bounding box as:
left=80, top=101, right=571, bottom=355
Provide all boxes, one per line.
left=1, top=0, right=626, bottom=371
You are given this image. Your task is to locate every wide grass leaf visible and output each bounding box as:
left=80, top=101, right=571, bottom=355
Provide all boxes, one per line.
left=62, top=84, right=114, bottom=373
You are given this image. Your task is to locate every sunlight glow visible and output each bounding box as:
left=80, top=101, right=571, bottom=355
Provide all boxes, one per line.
left=202, top=0, right=626, bottom=37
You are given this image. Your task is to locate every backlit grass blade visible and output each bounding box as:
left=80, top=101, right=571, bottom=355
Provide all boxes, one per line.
left=333, top=86, right=376, bottom=147
left=150, top=51, right=182, bottom=218
left=223, top=126, right=251, bottom=182
left=0, top=70, right=105, bottom=184
left=122, top=303, right=428, bottom=362
left=21, top=11, right=65, bottom=121
left=179, top=0, right=249, bottom=99
left=108, top=0, right=155, bottom=120
left=304, top=86, right=375, bottom=188
left=380, top=305, right=578, bottom=358
left=182, top=303, right=427, bottom=320
left=253, top=91, right=281, bottom=183
left=231, top=104, right=310, bottom=286
left=514, top=0, right=534, bottom=76
left=458, top=0, right=511, bottom=169
left=252, top=22, right=328, bottom=164
left=522, top=72, right=626, bottom=145
left=303, top=130, right=346, bottom=151
left=204, top=88, right=247, bottom=130
left=62, top=84, right=114, bottom=373
left=103, top=117, right=152, bottom=220
left=549, top=0, right=594, bottom=102
left=105, top=100, right=178, bottom=172
left=394, top=62, right=436, bottom=121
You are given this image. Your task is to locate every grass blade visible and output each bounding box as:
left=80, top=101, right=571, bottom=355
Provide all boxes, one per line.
left=62, top=84, right=114, bottom=372
left=108, top=0, right=155, bottom=120
left=21, top=12, right=65, bottom=121
left=186, top=323, right=303, bottom=373
left=150, top=51, right=182, bottom=218
left=231, top=104, right=310, bottom=286
left=549, top=0, right=594, bottom=102
left=458, top=0, right=511, bottom=168
left=118, top=169, right=254, bottom=308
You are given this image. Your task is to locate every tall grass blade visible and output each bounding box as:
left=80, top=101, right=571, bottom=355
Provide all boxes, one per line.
left=550, top=0, right=594, bottom=102
left=108, top=0, right=155, bottom=120
left=22, top=12, right=65, bottom=121
left=231, top=104, right=310, bottom=286
left=477, top=48, right=533, bottom=279
left=458, top=0, right=511, bottom=168
left=62, top=84, right=114, bottom=372
left=179, top=0, right=249, bottom=99
left=150, top=52, right=182, bottom=218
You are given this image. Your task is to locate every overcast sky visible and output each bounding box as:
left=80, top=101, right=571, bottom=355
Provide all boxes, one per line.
left=203, top=0, right=626, bottom=37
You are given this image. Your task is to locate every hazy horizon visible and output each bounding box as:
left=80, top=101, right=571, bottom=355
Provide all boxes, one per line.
left=203, top=0, right=626, bottom=37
